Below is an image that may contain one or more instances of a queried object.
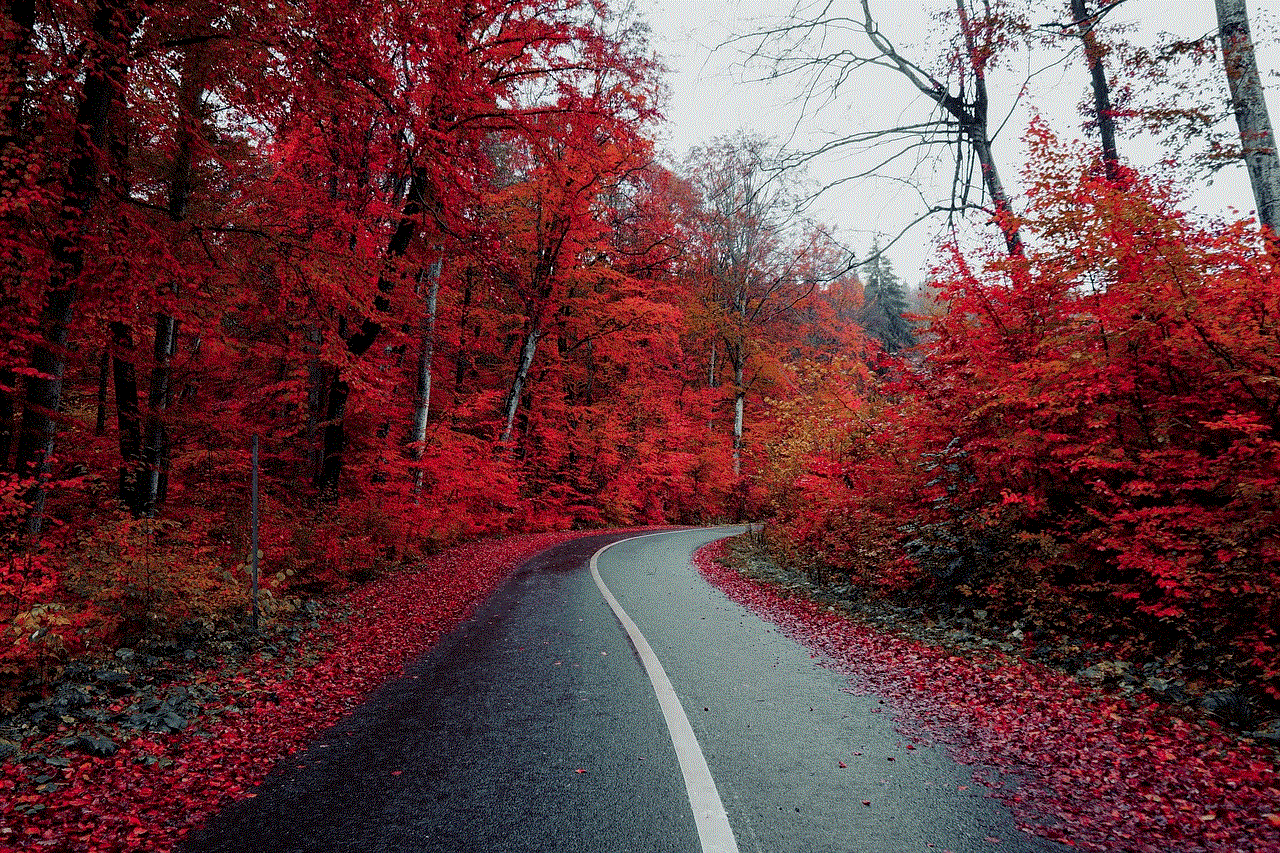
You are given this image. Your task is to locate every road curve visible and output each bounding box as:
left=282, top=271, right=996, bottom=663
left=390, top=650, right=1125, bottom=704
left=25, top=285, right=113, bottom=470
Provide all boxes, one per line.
left=181, top=528, right=1068, bottom=853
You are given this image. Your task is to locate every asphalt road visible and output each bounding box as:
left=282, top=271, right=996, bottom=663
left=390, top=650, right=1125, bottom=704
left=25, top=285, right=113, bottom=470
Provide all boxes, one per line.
left=181, top=528, right=1069, bottom=853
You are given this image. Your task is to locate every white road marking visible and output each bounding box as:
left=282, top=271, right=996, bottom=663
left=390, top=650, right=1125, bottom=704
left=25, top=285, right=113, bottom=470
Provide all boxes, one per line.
left=591, top=532, right=741, bottom=853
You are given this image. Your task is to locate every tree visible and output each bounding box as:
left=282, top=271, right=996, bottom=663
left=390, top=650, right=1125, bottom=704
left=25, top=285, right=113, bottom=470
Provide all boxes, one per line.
left=858, top=241, right=915, bottom=352
left=1064, top=0, right=1122, bottom=181
left=684, top=132, right=843, bottom=477
left=742, top=0, right=1029, bottom=256
left=1214, top=0, right=1280, bottom=232
left=7, top=0, right=143, bottom=535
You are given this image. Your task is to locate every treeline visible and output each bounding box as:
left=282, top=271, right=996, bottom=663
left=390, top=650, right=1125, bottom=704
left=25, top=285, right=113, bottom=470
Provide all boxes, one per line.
left=764, top=157, right=1280, bottom=699
left=0, top=0, right=875, bottom=699
left=9, top=0, right=1279, bottom=710
left=752, top=0, right=1280, bottom=701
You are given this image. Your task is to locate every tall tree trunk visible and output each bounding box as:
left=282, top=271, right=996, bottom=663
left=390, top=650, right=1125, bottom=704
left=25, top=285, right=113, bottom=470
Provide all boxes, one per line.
left=108, top=42, right=200, bottom=516
left=500, top=324, right=541, bottom=444
left=94, top=350, right=108, bottom=436
left=953, top=0, right=1022, bottom=257
left=1, top=3, right=44, bottom=471
left=140, top=312, right=176, bottom=515
left=14, top=0, right=138, bottom=536
left=731, top=353, right=744, bottom=478
left=137, top=45, right=203, bottom=516
left=1215, top=0, right=1280, bottom=233
left=316, top=169, right=428, bottom=494
left=968, top=125, right=1021, bottom=256
left=0, top=0, right=36, bottom=178
left=1071, top=0, right=1120, bottom=181
left=410, top=258, right=442, bottom=496
left=0, top=369, right=13, bottom=470
left=304, top=323, right=325, bottom=483
left=453, top=274, right=474, bottom=396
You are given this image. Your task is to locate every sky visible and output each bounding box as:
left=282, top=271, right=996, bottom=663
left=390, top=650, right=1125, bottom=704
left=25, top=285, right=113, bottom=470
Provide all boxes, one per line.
left=634, top=0, right=1278, bottom=285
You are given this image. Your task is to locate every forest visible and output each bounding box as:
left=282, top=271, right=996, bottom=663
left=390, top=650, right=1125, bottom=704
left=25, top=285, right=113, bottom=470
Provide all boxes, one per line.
left=1, top=0, right=1278, bottom=720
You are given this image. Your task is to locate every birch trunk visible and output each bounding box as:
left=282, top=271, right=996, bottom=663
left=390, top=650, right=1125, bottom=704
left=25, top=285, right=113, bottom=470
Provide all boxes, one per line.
left=732, top=357, right=745, bottom=478
left=501, top=325, right=542, bottom=444
left=1215, top=0, right=1280, bottom=233
left=410, top=259, right=442, bottom=495
left=139, top=312, right=176, bottom=515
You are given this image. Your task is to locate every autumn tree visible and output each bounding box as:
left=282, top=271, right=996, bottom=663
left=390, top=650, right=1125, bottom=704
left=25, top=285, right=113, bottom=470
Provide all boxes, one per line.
left=684, top=132, right=843, bottom=477
left=4, top=0, right=144, bottom=535
left=493, top=96, right=658, bottom=446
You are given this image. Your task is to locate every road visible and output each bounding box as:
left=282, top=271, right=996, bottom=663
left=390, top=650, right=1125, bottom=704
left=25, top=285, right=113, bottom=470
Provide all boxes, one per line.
left=182, top=528, right=1068, bottom=853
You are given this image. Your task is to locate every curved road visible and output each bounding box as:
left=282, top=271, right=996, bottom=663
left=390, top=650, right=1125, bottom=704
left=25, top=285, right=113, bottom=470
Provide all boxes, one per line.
left=182, top=528, right=1068, bottom=853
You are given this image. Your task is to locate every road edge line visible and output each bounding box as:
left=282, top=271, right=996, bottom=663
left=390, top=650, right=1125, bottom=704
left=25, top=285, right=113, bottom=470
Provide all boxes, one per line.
left=591, top=530, right=741, bottom=853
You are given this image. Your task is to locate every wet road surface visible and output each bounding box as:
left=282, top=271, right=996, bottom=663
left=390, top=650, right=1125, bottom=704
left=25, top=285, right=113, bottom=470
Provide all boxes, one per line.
left=182, top=528, right=1069, bottom=853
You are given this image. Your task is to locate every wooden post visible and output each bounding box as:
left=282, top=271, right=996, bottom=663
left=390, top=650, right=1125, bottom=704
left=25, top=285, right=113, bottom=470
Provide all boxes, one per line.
left=250, top=434, right=260, bottom=634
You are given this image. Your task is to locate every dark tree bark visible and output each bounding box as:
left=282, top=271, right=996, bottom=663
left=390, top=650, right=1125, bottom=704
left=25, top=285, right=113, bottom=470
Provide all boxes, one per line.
left=0, top=0, right=36, bottom=169
left=316, top=169, right=428, bottom=494
left=14, top=0, right=140, bottom=536
left=1070, top=0, right=1121, bottom=181
left=0, top=2, right=38, bottom=471
left=108, top=42, right=202, bottom=515
left=409, top=258, right=442, bottom=496
left=110, top=321, right=142, bottom=508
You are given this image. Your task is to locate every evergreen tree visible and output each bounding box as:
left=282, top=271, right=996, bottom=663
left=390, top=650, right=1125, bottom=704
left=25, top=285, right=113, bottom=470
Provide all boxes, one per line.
left=858, top=242, right=915, bottom=352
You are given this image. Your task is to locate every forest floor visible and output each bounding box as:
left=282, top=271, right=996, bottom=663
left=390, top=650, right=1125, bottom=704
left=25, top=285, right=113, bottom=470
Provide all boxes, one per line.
left=695, top=535, right=1280, bottom=853
left=0, top=528, right=623, bottom=853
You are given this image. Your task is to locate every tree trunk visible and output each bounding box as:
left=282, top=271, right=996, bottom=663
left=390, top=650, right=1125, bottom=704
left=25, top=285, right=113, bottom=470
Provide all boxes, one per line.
left=137, top=45, right=204, bottom=516
left=13, top=0, right=138, bottom=536
left=1071, top=0, right=1120, bottom=181
left=139, top=312, right=176, bottom=515
left=0, top=0, right=36, bottom=176
left=0, top=369, right=13, bottom=469
left=1215, top=0, right=1280, bottom=233
left=953, top=0, right=1022, bottom=257
left=1, top=1, right=29, bottom=469
left=731, top=355, right=745, bottom=478
left=316, top=169, right=427, bottom=494
left=304, top=323, right=325, bottom=483
left=94, top=350, right=108, bottom=436
left=969, top=126, right=1021, bottom=256
left=410, top=258, right=442, bottom=496
left=500, top=324, right=542, bottom=444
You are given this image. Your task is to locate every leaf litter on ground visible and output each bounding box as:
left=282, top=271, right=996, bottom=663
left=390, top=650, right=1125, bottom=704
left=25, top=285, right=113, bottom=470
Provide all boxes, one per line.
left=0, top=529, right=634, bottom=853
left=692, top=537, right=1280, bottom=853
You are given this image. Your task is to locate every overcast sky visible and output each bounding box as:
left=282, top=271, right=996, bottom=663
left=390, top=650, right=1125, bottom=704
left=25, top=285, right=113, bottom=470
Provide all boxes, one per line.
left=635, top=0, right=1278, bottom=284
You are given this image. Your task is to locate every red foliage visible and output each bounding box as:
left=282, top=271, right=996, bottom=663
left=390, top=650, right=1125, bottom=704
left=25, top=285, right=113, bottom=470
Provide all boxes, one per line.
left=768, top=125, right=1280, bottom=694
left=695, top=540, right=1280, bottom=853
left=0, top=530, right=629, bottom=852
left=2, top=0, right=814, bottom=694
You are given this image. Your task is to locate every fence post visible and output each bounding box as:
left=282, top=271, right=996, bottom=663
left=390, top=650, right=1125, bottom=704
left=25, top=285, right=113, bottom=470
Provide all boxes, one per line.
left=250, top=434, right=260, bottom=634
